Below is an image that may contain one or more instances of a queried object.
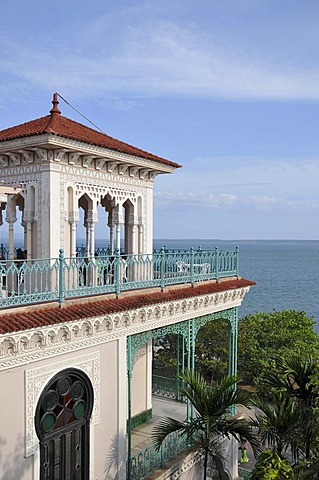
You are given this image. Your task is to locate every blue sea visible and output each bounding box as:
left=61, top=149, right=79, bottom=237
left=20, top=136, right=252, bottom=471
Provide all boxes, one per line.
left=10, top=237, right=319, bottom=328
left=153, top=239, right=319, bottom=328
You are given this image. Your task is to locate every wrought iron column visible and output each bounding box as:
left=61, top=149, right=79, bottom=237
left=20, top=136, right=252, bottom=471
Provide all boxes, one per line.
left=127, top=335, right=133, bottom=480
left=191, top=318, right=195, bottom=371
left=228, top=308, right=238, bottom=415
left=186, top=319, right=191, bottom=422
left=228, top=307, right=238, bottom=378
left=176, top=334, right=180, bottom=401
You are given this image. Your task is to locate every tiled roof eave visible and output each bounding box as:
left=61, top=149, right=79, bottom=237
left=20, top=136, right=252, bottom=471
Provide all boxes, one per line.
left=0, top=278, right=255, bottom=335
left=0, top=133, right=179, bottom=173
left=0, top=114, right=181, bottom=169
left=46, top=133, right=178, bottom=171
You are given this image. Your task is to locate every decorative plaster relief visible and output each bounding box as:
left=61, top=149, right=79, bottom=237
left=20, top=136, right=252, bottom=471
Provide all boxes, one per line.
left=132, top=344, right=147, bottom=367
left=18, top=150, right=34, bottom=164
left=46, top=136, right=174, bottom=173
left=60, top=163, right=154, bottom=188
left=25, top=350, right=100, bottom=457
left=8, top=153, right=21, bottom=166
left=73, top=180, right=138, bottom=204
left=0, top=155, right=9, bottom=167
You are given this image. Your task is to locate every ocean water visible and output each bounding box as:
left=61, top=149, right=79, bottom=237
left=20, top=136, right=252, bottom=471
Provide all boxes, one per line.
left=6, top=237, right=318, bottom=327
left=153, top=239, right=319, bottom=327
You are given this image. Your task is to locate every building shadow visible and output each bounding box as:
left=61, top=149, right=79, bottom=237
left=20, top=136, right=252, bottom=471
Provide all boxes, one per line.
left=0, top=434, right=31, bottom=480
left=103, top=430, right=126, bottom=480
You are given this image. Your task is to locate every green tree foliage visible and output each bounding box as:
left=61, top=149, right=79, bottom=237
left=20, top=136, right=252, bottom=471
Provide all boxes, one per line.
left=155, top=318, right=230, bottom=381
left=260, top=353, right=319, bottom=460
left=238, top=310, right=319, bottom=386
left=195, top=318, right=229, bottom=382
left=152, top=371, right=260, bottom=480
left=250, top=449, right=294, bottom=480
left=251, top=391, right=300, bottom=458
left=251, top=354, right=319, bottom=478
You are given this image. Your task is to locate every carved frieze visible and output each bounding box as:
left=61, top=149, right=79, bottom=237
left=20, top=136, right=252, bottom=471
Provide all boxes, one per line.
left=18, top=150, right=34, bottom=164
left=33, top=148, right=47, bottom=162
left=68, top=152, right=82, bottom=165
left=0, top=286, right=250, bottom=371
left=95, top=158, right=107, bottom=170
left=8, top=152, right=21, bottom=166
left=82, top=155, right=94, bottom=168
left=118, top=164, right=130, bottom=176
left=0, top=155, right=9, bottom=167
left=107, top=162, right=119, bottom=173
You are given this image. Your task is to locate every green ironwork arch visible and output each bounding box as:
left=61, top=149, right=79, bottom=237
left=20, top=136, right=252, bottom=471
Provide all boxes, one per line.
left=126, top=306, right=239, bottom=479
left=129, top=307, right=238, bottom=361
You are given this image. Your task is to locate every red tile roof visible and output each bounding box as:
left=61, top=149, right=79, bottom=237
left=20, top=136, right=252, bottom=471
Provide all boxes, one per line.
left=0, top=94, right=181, bottom=168
left=0, top=278, right=255, bottom=334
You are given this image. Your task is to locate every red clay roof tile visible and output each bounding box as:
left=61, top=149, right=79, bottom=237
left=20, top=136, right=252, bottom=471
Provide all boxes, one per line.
left=0, top=108, right=181, bottom=168
left=0, top=279, right=255, bottom=335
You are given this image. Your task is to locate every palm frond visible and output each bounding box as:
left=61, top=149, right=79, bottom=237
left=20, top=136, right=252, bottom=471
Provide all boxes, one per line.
left=152, top=416, right=188, bottom=451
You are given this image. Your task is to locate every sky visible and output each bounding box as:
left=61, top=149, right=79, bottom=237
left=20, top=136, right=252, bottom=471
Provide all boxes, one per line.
left=0, top=0, right=319, bottom=240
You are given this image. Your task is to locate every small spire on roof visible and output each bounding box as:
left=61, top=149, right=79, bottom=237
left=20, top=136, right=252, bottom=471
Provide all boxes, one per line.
left=50, top=92, right=61, bottom=115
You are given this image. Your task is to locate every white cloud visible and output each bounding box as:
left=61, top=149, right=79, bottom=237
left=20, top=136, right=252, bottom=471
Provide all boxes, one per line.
left=154, top=155, right=319, bottom=218
left=2, top=5, right=319, bottom=102
left=155, top=190, right=237, bottom=209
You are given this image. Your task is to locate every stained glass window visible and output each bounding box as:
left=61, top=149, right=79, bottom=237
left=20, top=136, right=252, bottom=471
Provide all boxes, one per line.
left=35, top=368, right=93, bottom=480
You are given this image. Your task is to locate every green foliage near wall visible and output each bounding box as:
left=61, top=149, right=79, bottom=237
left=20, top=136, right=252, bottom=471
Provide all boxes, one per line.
left=238, top=310, right=319, bottom=386
left=194, top=318, right=229, bottom=382
left=250, top=449, right=294, bottom=479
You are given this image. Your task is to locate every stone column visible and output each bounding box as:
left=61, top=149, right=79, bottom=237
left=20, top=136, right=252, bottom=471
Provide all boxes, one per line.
left=108, top=209, right=114, bottom=255
left=5, top=198, right=17, bottom=260
left=87, top=208, right=98, bottom=257
left=21, top=219, right=27, bottom=249
left=138, top=223, right=144, bottom=254
left=70, top=222, right=77, bottom=258
left=113, top=206, right=123, bottom=253
left=68, top=211, right=79, bottom=258
left=128, top=214, right=138, bottom=255
left=84, top=219, right=90, bottom=258
left=23, top=212, right=34, bottom=260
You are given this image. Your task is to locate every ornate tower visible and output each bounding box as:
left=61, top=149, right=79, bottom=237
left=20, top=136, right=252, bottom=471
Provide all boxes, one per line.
left=0, top=93, right=180, bottom=260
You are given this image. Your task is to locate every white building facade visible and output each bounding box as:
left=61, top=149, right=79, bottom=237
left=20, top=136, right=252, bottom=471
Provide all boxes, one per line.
left=0, top=94, right=254, bottom=480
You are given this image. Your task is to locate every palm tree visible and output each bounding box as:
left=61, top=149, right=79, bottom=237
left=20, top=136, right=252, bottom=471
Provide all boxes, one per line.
left=260, top=353, right=319, bottom=460
left=152, top=370, right=260, bottom=480
left=251, top=391, right=300, bottom=460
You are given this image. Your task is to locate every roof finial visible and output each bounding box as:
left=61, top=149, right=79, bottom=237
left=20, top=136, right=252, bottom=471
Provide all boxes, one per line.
left=50, top=92, right=61, bottom=115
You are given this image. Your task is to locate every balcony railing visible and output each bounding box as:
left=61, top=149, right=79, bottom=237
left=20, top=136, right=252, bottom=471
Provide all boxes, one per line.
left=0, top=247, right=239, bottom=309
left=152, top=374, right=186, bottom=402
left=130, top=430, right=190, bottom=480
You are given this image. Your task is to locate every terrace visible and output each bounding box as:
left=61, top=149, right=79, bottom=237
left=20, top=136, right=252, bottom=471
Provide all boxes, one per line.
left=130, top=394, right=254, bottom=480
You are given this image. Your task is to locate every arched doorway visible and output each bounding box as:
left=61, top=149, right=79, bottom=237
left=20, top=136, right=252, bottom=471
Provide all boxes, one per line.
left=35, top=368, right=94, bottom=479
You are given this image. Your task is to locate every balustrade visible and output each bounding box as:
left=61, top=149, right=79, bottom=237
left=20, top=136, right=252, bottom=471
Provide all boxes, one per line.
left=0, top=247, right=239, bottom=309
left=130, top=430, right=189, bottom=480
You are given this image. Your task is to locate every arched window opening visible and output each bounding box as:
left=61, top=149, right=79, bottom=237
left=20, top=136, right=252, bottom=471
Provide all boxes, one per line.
left=35, top=368, right=93, bottom=480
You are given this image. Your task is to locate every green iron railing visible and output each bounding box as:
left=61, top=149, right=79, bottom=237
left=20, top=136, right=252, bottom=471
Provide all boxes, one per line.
left=0, top=247, right=239, bottom=309
left=130, top=430, right=189, bottom=480
left=152, top=374, right=186, bottom=402
left=238, top=468, right=251, bottom=479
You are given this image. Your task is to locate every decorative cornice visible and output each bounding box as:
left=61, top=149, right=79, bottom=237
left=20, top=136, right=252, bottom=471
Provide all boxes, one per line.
left=0, top=286, right=250, bottom=371
left=0, top=135, right=175, bottom=174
